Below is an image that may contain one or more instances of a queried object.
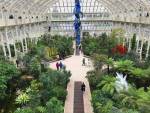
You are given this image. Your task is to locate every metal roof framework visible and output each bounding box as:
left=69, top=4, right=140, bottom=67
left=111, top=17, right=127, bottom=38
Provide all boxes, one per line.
left=0, top=0, right=150, bottom=15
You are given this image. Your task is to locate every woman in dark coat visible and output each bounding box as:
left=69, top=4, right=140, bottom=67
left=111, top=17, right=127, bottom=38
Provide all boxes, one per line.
left=81, top=82, right=86, bottom=92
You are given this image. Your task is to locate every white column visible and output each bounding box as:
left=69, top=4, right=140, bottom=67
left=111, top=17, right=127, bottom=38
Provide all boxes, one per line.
left=1, top=9, right=4, bottom=20
left=38, top=22, right=40, bottom=34
left=1, top=33, right=6, bottom=57
left=2, top=43, right=6, bottom=57
left=16, top=26, right=24, bottom=53
left=136, top=39, right=140, bottom=53
left=140, top=40, right=144, bottom=60
left=23, top=25, right=28, bottom=52
left=146, top=41, right=150, bottom=58
left=128, top=37, right=131, bottom=52
left=137, top=25, right=141, bottom=54
left=11, top=30, right=17, bottom=57
left=15, top=26, right=19, bottom=41
left=5, top=28, right=11, bottom=58
left=125, top=33, right=128, bottom=47
left=29, top=24, right=32, bottom=36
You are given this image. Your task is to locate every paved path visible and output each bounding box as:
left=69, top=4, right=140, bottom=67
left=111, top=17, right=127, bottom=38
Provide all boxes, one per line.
left=50, top=54, right=94, bottom=113
left=74, top=82, right=84, bottom=113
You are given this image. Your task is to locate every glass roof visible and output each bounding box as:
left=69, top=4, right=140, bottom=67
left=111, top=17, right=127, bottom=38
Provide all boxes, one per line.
left=50, top=0, right=109, bottom=13
left=0, top=0, right=150, bottom=15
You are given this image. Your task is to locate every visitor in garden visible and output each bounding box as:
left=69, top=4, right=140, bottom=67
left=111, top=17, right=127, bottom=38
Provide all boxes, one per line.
left=56, top=62, right=59, bottom=70
left=81, top=82, right=86, bottom=92
left=87, top=58, right=90, bottom=67
left=59, top=61, right=63, bottom=69
left=16, top=59, right=19, bottom=67
left=82, top=58, right=85, bottom=66
left=79, top=45, right=83, bottom=54
left=63, top=64, right=66, bottom=71
left=79, top=45, right=81, bottom=51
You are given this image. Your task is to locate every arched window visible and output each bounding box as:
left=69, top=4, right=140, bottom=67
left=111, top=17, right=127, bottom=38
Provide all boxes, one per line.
left=9, top=15, right=14, bottom=19
left=18, top=16, right=22, bottom=19
left=146, top=13, right=149, bottom=17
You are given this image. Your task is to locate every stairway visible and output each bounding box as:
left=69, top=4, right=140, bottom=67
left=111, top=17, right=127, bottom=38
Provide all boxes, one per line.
left=74, top=81, right=84, bottom=113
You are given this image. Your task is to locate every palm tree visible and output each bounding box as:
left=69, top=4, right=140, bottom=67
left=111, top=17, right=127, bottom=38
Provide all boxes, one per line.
left=117, top=92, right=138, bottom=109
left=97, top=76, right=116, bottom=95
left=114, top=60, right=134, bottom=72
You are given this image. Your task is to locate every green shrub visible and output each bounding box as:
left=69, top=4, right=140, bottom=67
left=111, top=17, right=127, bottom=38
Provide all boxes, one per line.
left=46, top=97, right=64, bottom=113
left=52, top=86, right=67, bottom=102
left=14, top=108, right=34, bottom=113
left=114, top=60, right=134, bottom=72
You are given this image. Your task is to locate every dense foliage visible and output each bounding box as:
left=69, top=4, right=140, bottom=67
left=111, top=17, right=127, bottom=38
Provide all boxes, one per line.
left=0, top=60, right=20, bottom=100
left=36, top=34, right=74, bottom=60
left=0, top=34, right=72, bottom=113
left=87, top=73, right=150, bottom=113
left=82, top=29, right=124, bottom=57
left=14, top=70, right=71, bottom=113
left=83, top=31, right=150, bottom=113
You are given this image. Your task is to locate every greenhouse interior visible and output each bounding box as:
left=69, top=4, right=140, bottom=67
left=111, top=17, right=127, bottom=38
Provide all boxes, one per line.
left=0, top=0, right=150, bottom=113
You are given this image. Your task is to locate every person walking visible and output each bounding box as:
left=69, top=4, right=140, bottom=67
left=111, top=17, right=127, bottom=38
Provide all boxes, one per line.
left=16, top=59, right=19, bottom=67
left=87, top=58, right=90, bottom=67
left=79, top=45, right=81, bottom=51
left=59, top=61, right=63, bottom=69
left=82, top=58, right=85, bottom=66
left=81, top=82, right=86, bottom=92
left=62, top=64, right=66, bottom=71
left=56, top=62, right=59, bottom=70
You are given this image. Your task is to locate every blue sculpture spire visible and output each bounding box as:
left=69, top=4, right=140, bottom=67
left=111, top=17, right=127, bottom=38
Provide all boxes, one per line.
left=74, top=0, right=83, bottom=48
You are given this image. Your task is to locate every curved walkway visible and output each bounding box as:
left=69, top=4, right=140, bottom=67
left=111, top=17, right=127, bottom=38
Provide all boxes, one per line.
left=50, top=54, right=94, bottom=113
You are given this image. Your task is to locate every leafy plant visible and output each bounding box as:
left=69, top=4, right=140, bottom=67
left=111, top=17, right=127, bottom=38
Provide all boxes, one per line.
left=0, top=61, right=20, bottom=99
left=29, top=57, right=41, bottom=78
left=16, top=93, right=30, bottom=105
left=97, top=75, right=116, bottom=95
left=114, top=60, right=134, bottom=72
left=35, top=106, right=46, bottom=113
left=14, top=108, right=34, bottom=113
left=46, top=97, right=64, bottom=113
left=92, top=54, right=108, bottom=71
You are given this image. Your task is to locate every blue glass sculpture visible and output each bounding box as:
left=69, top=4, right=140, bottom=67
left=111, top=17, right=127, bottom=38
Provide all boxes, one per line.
left=74, top=0, right=83, bottom=46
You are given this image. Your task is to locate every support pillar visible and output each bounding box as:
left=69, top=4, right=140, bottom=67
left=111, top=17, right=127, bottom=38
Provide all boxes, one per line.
left=140, top=40, right=144, bottom=60
left=2, top=43, right=6, bottom=57
left=23, top=25, right=28, bottom=52
left=146, top=41, right=150, bottom=58
left=16, top=26, right=24, bottom=53
left=1, top=33, right=6, bottom=57
left=14, top=42, right=17, bottom=58
left=5, top=28, right=11, bottom=58
left=12, top=31, right=17, bottom=58
left=136, top=39, right=140, bottom=53
left=128, top=35, right=131, bottom=52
